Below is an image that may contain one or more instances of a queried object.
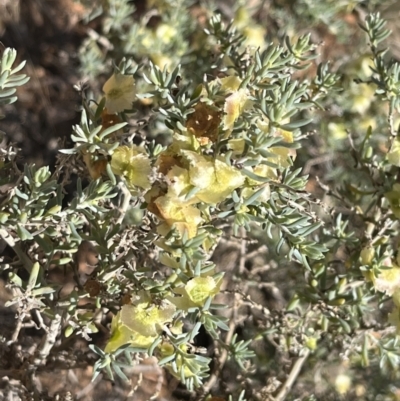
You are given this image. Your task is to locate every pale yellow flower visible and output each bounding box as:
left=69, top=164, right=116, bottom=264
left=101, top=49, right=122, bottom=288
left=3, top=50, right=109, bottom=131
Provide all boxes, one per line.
left=111, top=146, right=152, bottom=190
left=234, top=6, right=266, bottom=49
left=151, top=53, right=173, bottom=70
left=162, top=344, right=198, bottom=379
left=256, top=118, right=296, bottom=167
left=146, top=164, right=204, bottom=238
left=228, top=138, right=246, bottom=155
left=154, top=193, right=203, bottom=238
left=165, top=166, right=194, bottom=202
left=349, top=82, right=375, bottom=115
left=268, top=147, right=296, bottom=168
left=182, top=151, right=215, bottom=189
left=242, top=186, right=270, bottom=204
left=105, top=320, right=156, bottom=353
left=167, top=276, right=222, bottom=310
left=327, top=122, right=348, bottom=140
left=373, top=266, right=400, bottom=296
left=105, top=294, right=175, bottom=353
left=223, top=89, right=249, bottom=131
left=220, top=76, right=242, bottom=92
left=243, top=26, right=266, bottom=49
left=103, top=73, right=135, bottom=113
left=257, top=117, right=294, bottom=143
left=182, top=151, right=245, bottom=204
left=248, top=164, right=278, bottom=184
left=335, top=373, right=352, bottom=395
left=155, top=24, right=177, bottom=44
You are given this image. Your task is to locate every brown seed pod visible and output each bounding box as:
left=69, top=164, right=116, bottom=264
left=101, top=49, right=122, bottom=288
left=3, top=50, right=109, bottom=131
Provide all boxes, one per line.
left=121, top=293, right=132, bottom=305
left=75, top=240, right=99, bottom=285
left=84, top=279, right=101, bottom=297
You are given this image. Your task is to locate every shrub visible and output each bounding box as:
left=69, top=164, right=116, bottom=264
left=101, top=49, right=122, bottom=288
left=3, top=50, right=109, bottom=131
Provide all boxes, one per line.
left=1, top=1, right=400, bottom=400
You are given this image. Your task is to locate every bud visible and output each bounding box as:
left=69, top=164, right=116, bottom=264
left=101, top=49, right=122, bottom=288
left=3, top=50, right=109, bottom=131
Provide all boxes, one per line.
left=64, top=326, right=74, bottom=338
left=360, top=247, right=374, bottom=265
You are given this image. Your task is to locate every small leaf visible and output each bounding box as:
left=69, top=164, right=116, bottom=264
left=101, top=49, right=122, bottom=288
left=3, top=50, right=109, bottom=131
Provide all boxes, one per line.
left=158, top=353, right=176, bottom=366
left=99, top=122, right=127, bottom=140
left=17, top=225, right=33, bottom=241
left=279, top=118, right=312, bottom=131
left=112, top=363, right=129, bottom=381
left=89, top=344, right=106, bottom=357
left=31, top=286, right=56, bottom=296
left=27, top=262, right=40, bottom=290
left=8, top=272, right=23, bottom=287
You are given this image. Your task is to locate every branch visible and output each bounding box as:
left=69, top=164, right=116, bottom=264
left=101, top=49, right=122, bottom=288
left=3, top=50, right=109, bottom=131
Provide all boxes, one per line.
left=0, top=228, right=33, bottom=273
left=274, top=349, right=310, bottom=401
left=33, top=313, right=62, bottom=365
left=8, top=315, right=24, bottom=344
left=202, top=233, right=249, bottom=395
left=201, top=318, right=236, bottom=395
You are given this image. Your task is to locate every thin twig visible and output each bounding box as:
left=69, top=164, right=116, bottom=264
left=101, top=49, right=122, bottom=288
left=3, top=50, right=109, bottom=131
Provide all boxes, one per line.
left=370, top=217, right=394, bottom=245
left=302, top=153, right=334, bottom=175
left=274, top=349, right=310, bottom=401
left=238, top=226, right=247, bottom=275
left=225, top=289, right=271, bottom=318
left=116, top=182, right=132, bottom=225
left=202, top=233, right=249, bottom=393
left=201, top=318, right=236, bottom=395
left=245, top=245, right=268, bottom=261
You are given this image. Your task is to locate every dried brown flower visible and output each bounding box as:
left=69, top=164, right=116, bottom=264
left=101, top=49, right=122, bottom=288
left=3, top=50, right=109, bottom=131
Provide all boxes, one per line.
left=186, top=102, right=222, bottom=145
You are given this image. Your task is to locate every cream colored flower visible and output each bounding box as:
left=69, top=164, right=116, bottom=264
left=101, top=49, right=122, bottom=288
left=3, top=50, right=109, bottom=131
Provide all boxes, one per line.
left=182, top=150, right=245, bottom=204
left=220, top=76, right=242, bottom=92
left=335, top=373, right=352, bottom=395
left=373, top=266, right=400, bottom=296
left=145, top=165, right=204, bottom=238
left=249, top=164, right=278, bottom=183
left=243, top=26, right=266, bottom=49
left=228, top=138, right=246, bottom=155
left=103, top=73, right=135, bottom=113
left=111, top=146, right=152, bottom=190
left=268, top=147, right=296, bottom=168
left=151, top=53, right=173, bottom=70
left=105, top=296, right=175, bottom=353
left=155, top=24, right=177, bottom=44
left=154, top=193, right=203, bottom=239
left=349, top=82, right=375, bottom=115
left=223, top=88, right=249, bottom=131
left=234, top=6, right=266, bottom=49
left=167, top=276, right=223, bottom=310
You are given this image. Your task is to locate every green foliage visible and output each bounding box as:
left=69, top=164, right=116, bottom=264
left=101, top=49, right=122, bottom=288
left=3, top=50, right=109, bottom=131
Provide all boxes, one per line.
left=0, top=48, right=29, bottom=109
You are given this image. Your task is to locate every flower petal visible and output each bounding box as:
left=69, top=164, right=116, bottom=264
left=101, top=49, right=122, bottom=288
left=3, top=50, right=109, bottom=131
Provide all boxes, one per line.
left=223, top=89, right=249, bottom=131
left=111, top=146, right=152, bottom=190
left=103, top=73, right=135, bottom=113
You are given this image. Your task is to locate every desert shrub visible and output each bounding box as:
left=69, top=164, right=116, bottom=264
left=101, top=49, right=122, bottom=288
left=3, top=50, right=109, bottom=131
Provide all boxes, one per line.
left=1, top=1, right=400, bottom=400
